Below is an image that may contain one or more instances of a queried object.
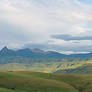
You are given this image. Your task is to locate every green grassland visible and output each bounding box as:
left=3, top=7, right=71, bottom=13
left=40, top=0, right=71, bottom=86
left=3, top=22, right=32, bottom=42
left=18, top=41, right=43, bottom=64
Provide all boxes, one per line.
left=0, top=71, right=91, bottom=92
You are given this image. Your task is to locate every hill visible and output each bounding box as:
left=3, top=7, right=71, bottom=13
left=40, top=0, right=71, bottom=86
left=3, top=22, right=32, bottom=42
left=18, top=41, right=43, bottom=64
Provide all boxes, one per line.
left=0, top=60, right=85, bottom=73
left=0, top=71, right=91, bottom=92
left=54, top=63, right=92, bottom=74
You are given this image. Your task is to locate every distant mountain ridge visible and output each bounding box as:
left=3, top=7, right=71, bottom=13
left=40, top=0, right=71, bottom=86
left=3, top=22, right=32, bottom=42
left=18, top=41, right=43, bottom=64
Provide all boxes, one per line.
left=0, top=46, right=92, bottom=73
left=0, top=46, right=66, bottom=58
left=0, top=46, right=92, bottom=59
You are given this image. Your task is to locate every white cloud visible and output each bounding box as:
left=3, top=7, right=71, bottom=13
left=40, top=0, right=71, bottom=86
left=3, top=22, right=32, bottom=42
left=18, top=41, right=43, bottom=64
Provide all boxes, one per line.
left=0, top=0, right=92, bottom=53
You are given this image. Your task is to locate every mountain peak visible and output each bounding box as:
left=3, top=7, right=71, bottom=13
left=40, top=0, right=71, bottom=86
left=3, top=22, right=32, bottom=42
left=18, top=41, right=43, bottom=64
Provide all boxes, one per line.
left=32, top=48, right=45, bottom=53
left=0, top=46, right=15, bottom=56
left=1, top=46, right=8, bottom=51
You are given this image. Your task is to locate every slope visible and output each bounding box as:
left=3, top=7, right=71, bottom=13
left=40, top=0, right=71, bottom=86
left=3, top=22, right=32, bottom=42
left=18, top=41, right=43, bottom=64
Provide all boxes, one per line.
left=54, top=63, right=92, bottom=74
left=0, top=72, right=78, bottom=92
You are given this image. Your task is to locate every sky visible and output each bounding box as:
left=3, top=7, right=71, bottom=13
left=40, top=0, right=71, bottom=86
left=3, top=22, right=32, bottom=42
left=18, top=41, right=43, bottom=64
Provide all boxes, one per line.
left=0, top=0, right=92, bottom=54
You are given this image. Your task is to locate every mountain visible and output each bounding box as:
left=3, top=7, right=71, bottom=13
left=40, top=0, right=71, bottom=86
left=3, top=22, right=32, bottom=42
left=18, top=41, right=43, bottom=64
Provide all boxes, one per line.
left=0, top=47, right=15, bottom=57
left=69, top=53, right=92, bottom=59
left=0, top=47, right=64, bottom=64
left=0, top=46, right=91, bottom=59
left=0, top=46, right=92, bottom=64
left=0, top=47, right=66, bottom=58
left=31, top=48, right=45, bottom=53
left=0, top=46, right=92, bottom=73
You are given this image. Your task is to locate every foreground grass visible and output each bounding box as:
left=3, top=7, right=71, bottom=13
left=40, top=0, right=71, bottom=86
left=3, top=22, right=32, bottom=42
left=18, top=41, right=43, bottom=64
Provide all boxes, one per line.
left=0, top=71, right=91, bottom=92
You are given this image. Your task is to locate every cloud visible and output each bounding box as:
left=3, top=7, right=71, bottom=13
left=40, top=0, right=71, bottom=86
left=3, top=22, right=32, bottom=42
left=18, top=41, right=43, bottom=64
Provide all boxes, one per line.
left=52, top=34, right=92, bottom=41
left=0, top=0, right=92, bottom=53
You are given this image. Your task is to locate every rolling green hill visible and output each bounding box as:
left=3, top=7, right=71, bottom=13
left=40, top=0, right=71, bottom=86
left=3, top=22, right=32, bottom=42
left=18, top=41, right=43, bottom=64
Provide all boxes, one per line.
left=0, top=71, right=91, bottom=92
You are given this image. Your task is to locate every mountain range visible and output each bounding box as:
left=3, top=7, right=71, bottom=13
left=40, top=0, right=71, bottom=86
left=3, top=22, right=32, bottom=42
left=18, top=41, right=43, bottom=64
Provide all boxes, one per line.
left=0, top=46, right=92, bottom=73
left=0, top=46, right=66, bottom=58
left=0, top=46, right=92, bottom=61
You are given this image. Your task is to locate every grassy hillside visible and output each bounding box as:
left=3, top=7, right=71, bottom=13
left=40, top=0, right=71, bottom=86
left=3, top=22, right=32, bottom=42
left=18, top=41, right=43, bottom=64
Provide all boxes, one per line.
left=0, top=60, right=85, bottom=73
left=0, top=59, right=91, bottom=74
left=0, top=72, right=77, bottom=92
left=0, top=71, right=91, bottom=92
left=54, top=62, right=92, bottom=74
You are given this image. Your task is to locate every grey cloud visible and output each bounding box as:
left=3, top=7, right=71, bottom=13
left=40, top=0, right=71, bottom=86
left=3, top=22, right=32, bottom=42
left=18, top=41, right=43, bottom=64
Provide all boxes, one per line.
left=0, top=0, right=92, bottom=53
left=23, top=43, right=47, bottom=50
left=0, top=21, right=30, bottom=41
left=23, top=41, right=92, bottom=53
left=52, top=35, right=92, bottom=41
